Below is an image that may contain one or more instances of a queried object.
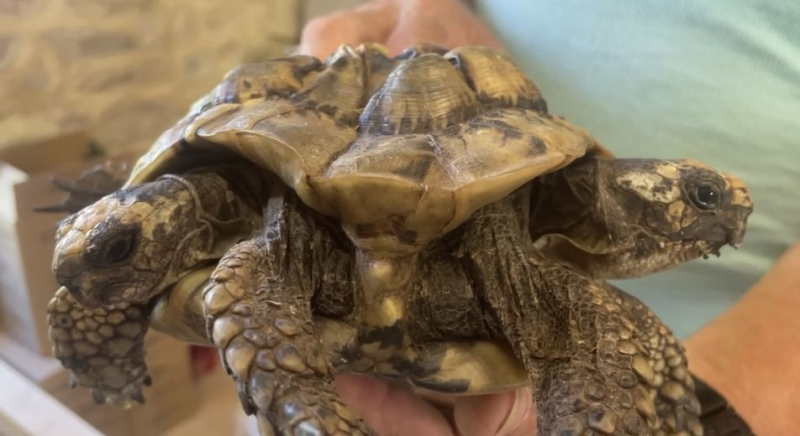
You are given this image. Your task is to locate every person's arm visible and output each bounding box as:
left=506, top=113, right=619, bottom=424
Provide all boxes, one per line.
left=298, top=0, right=504, bottom=59
left=685, top=241, right=800, bottom=436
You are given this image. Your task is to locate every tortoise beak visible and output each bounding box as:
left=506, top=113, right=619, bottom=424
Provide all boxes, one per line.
left=53, top=241, right=99, bottom=307
left=722, top=173, right=753, bottom=249
left=726, top=226, right=746, bottom=248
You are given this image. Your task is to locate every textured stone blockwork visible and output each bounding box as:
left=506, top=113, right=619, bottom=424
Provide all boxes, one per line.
left=0, top=0, right=302, bottom=153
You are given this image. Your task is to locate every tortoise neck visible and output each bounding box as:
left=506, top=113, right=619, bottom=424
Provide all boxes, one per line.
left=157, top=167, right=265, bottom=274
left=179, top=164, right=268, bottom=221
left=528, top=155, right=611, bottom=250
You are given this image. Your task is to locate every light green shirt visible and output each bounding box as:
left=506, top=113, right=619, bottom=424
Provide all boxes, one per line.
left=474, top=0, right=800, bottom=337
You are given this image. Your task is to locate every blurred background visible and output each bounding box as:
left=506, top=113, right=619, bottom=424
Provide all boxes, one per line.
left=0, top=0, right=364, bottom=154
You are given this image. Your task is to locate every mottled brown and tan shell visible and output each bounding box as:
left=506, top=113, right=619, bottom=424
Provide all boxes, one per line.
left=125, top=43, right=611, bottom=250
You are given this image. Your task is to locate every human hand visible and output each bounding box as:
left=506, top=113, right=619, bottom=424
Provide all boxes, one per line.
left=298, top=0, right=505, bottom=59
left=684, top=241, right=800, bottom=436
left=334, top=374, right=536, bottom=436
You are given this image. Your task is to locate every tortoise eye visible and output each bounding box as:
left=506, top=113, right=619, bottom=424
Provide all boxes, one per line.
left=689, top=183, right=721, bottom=210
left=100, top=231, right=137, bottom=265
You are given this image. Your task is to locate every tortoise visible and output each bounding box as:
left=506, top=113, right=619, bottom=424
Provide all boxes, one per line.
left=46, top=43, right=753, bottom=435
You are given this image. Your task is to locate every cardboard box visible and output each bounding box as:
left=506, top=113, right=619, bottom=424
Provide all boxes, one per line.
left=0, top=131, right=142, bottom=354
left=0, top=330, right=199, bottom=436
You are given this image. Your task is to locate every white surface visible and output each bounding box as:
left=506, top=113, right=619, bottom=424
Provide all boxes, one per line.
left=0, top=163, right=27, bottom=225
left=0, top=359, right=102, bottom=436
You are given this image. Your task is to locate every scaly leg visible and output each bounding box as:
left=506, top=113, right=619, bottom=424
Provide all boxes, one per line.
left=203, top=193, right=372, bottom=435
left=482, top=257, right=659, bottom=435
left=456, top=191, right=667, bottom=435
left=607, top=283, right=703, bottom=436
left=529, top=276, right=660, bottom=435
left=47, top=287, right=151, bottom=407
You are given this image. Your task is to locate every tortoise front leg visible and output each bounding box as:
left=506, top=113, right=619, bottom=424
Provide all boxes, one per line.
left=468, top=249, right=661, bottom=434
left=457, top=193, right=673, bottom=435
left=47, top=287, right=152, bottom=406
left=205, top=241, right=371, bottom=436
left=203, top=194, right=372, bottom=436
left=529, top=277, right=662, bottom=435
left=607, top=283, right=703, bottom=436
left=481, top=260, right=703, bottom=435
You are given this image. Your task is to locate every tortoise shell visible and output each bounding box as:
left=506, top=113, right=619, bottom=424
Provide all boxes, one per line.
left=125, top=43, right=610, bottom=250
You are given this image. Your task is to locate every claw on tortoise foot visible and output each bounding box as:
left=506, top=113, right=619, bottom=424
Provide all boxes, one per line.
left=236, top=378, right=257, bottom=415
left=91, top=389, right=106, bottom=405
left=131, top=389, right=146, bottom=404
left=225, top=337, right=256, bottom=381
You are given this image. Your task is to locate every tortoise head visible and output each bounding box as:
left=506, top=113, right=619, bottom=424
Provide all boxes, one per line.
left=52, top=175, right=221, bottom=308
left=612, top=159, right=753, bottom=248
left=599, top=159, right=753, bottom=276
left=532, top=157, right=753, bottom=279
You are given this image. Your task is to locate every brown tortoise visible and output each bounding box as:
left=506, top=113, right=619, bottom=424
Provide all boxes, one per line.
left=46, top=43, right=753, bottom=435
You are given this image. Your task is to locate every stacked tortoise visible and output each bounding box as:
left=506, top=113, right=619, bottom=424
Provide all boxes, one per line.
left=46, top=43, right=753, bottom=435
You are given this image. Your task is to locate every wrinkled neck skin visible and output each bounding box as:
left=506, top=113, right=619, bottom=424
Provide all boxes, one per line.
left=529, top=156, right=636, bottom=278
left=529, top=157, right=688, bottom=279
left=157, top=166, right=267, bottom=289
left=529, top=155, right=753, bottom=279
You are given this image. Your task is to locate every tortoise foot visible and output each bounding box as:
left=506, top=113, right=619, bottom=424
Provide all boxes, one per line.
left=204, top=239, right=373, bottom=436
left=35, top=162, right=129, bottom=214
left=47, top=287, right=152, bottom=407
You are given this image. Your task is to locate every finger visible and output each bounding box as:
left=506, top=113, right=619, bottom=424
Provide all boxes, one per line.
left=453, top=387, right=536, bottom=436
left=335, top=374, right=456, bottom=436
left=384, top=0, right=506, bottom=55
left=298, top=2, right=399, bottom=59
left=385, top=9, right=452, bottom=54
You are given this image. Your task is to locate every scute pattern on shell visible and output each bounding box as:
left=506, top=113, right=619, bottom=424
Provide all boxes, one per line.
left=126, top=43, right=606, bottom=248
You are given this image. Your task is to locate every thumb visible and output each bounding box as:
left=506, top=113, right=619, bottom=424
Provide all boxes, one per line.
left=453, top=387, right=537, bottom=436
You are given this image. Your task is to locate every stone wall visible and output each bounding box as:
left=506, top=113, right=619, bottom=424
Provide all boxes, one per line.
left=0, top=0, right=301, bottom=153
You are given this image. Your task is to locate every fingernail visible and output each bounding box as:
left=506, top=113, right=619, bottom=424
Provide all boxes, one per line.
left=496, top=388, right=532, bottom=436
